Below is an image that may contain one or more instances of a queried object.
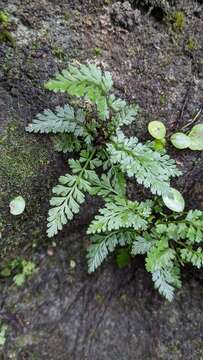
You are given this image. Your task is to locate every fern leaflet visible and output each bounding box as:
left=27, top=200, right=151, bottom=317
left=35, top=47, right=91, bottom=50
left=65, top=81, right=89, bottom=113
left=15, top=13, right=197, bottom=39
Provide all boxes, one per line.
left=87, top=230, right=135, bottom=273
left=180, top=248, right=203, bottom=268
left=107, top=131, right=181, bottom=196
left=145, top=238, right=176, bottom=272
left=152, top=265, right=182, bottom=302
left=26, top=105, right=86, bottom=134
left=45, top=63, right=113, bottom=120
left=87, top=198, right=152, bottom=234
left=47, top=150, right=96, bottom=237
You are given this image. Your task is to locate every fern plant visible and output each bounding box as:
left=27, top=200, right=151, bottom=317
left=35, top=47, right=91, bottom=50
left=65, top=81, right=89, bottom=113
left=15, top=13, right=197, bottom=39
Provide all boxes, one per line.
left=27, top=63, right=203, bottom=301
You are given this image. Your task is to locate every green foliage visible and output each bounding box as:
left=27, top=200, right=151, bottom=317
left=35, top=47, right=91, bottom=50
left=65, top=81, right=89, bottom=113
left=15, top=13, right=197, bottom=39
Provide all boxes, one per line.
left=116, top=248, right=131, bottom=268
left=180, top=248, right=203, bottom=269
left=186, top=37, right=198, bottom=52
left=162, top=188, right=185, bottom=213
left=152, top=266, right=182, bottom=302
left=87, top=230, right=135, bottom=273
left=171, top=125, right=203, bottom=151
left=0, top=11, right=9, bottom=25
left=27, top=62, right=203, bottom=301
left=148, top=120, right=166, bottom=140
left=45, top=63, right=113, bottom=120
left=171, top=133, right=191, bottom=150
left=108, top=130, right=181, bottom=196
left=87, top=197, right=152, bottom=234
left=188, top=124, right=203, bottom=151
left=0, top=258, right=36, bottom=286
left=0, top=10, right=15, bottom=46
left=169, top=10, right=186, bottom=32
left=147, top=119, right=203, bottom=152
left=9, top=195, right=26, bottom=216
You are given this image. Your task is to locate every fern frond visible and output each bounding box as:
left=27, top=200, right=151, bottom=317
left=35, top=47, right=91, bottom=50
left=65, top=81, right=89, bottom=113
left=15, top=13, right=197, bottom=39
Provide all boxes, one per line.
left=180, top=248, right=203, bottom=268
left=131, top=233, right=156, bottom=255
left=45, top=63, right=113, bottom=94
left=155, top=209, right=203, bottom=244
left=88, top=168, right=126, bottom=198
left=109, top=95, right=127, bottom=112
left=54, top=134, right=82, bottom=153
left=47, top=150, right=96, bottom=237
left=145, top=238, right=176, bottom=272
left=87, top=197, right=152, bottom=234
left=152, top=265, right=181, bottom=302
left=87, top=230, right=134, bottom=272
left=47, top=174, right=87, bottom=237
left=116, top=105, right=139, bottom=127
left=107, top=131, right=181, bottom=196
left=26, top=105, right=85, bottom=135
left=186, top=209, right=203, bottom=221
left=45, top=63, right=113, bottom=120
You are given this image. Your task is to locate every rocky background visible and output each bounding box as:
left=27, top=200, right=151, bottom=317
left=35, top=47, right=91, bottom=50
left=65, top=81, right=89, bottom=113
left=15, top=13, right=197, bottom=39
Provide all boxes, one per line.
left=0, top=0, right=203, bottom=359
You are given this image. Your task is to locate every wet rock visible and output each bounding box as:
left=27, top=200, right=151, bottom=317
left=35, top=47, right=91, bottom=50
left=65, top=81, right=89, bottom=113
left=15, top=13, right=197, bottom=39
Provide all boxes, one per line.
left=110, top=1, right=141, bottom=31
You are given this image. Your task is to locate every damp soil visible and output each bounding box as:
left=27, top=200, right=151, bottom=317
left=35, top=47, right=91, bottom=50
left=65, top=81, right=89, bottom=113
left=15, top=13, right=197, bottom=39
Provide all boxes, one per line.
left=0, top=0, right=203, bottom=359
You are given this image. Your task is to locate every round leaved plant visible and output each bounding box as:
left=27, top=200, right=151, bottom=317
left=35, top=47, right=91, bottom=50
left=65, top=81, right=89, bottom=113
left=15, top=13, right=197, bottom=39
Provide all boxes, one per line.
left=188, top=124, right=203, bottom=150
left=9, top=196, right=26, bottom=215
left=170, top=132, right=191, bottom=149
left=148, top=121, right=166, bottom=140
left=162, top=188, right=185, bottom=213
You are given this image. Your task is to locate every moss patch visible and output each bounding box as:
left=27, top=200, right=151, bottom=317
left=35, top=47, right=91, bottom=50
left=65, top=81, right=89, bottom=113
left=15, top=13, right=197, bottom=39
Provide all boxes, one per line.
left=169, top=10, right=186, bottom=32
left=0, top=121, right=50, bottom=192
left=0, top=121, right=57, bottom=261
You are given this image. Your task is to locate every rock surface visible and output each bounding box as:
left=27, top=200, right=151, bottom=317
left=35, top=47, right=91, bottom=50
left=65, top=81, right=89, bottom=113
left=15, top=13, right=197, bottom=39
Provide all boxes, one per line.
left=0, top=0, right=203, bottom=358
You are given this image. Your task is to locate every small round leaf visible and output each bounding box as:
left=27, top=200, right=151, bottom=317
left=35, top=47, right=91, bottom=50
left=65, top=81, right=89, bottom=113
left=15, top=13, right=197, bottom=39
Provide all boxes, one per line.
left=9, top=196, right=26, bottom=216
left=170, top=132, right=191, bottom=149
left=188, top=124, right=203, bottom=150
left=162, top=188, right=185, bottom=213
left=148, top=121, right=166, bottom=140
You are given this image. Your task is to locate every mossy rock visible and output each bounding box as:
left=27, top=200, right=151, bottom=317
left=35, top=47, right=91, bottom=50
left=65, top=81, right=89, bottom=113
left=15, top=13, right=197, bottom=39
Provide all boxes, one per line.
left=0, top=121, right=50, bottom=192
left=0, top=121, right=58, bottom=261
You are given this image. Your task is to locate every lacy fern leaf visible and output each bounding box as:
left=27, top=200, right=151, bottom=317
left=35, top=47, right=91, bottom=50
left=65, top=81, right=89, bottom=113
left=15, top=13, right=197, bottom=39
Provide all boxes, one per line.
left=54, top=134, right=82, bottom=153
left=45, top=63, right=113, bottom=120
left=87, top=230, right=134, bottom=272
left=47, top=150, right=96, bottom=237
left=152, top=265, right=182, bottom=302
left=145, top=239, right=176, bottom=272
left=180, top=248, right=203, bottom=268
left=154, top=209, right=203, bottom=244
left=131, top=233, right=156, bottom=255
left=116, top=104, right=139, bottom=127
left=107, top=131, right=181, bottom=196
left=47, top=174, right=87, bottom=237
left=26, top=105, right=85, bottom=134
left=87, top=198, right=152, bottom=234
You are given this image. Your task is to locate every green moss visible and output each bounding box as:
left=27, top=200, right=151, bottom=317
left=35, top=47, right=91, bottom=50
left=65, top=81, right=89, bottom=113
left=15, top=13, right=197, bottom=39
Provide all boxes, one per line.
left=0, top=10, right=15, bottom=46
left=52, top=46, right=67, bottom=61
left=159, top=93, right=167, bottom=106
left=92, top=47, right=102, bottom=57
left=63, top=12, right=70, bottom=22
left=185, top=36, right=198, bottom=52
left=95, top=292, right=105, bottom=303
left=0, top=29, right=15, bottom=45
left=169, top=11, right=186, bottom=32
left=0, top=11, right=9, bottom=25
left=0, top=121, right=54, bottom=261
left=0, top=121, right=49, bottom=192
